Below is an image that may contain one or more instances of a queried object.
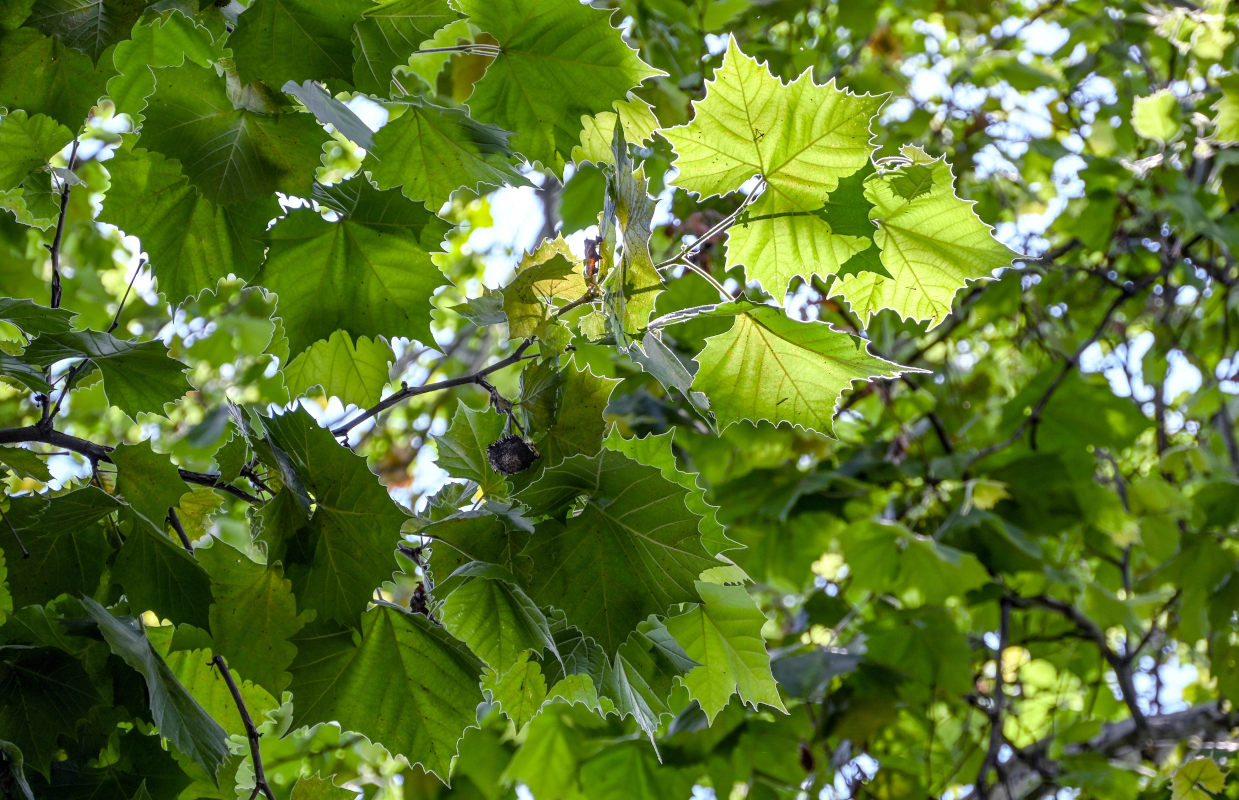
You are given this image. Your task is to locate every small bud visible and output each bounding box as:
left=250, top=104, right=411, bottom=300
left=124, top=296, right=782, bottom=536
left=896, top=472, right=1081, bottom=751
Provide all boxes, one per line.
left=487, top=435, right=540, bottom=475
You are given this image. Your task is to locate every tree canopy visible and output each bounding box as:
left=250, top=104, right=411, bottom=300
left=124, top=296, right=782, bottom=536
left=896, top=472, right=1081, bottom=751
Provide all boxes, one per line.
left=1, top=1, right=1237, bottom=799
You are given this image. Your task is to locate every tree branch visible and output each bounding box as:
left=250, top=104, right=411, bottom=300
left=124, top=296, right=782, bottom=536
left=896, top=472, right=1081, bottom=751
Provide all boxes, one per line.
left=976, top=598, right=1012, bottom=797
left=0, top=426, right=262, bottom=503
left=211, top=656, right=276, bottom=800
left=960, top=703, right=1238, bottom=800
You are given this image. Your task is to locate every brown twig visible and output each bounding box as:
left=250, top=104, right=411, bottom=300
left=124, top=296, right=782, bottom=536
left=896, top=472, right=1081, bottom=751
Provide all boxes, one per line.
left=211, top=656, right=276, bottom=800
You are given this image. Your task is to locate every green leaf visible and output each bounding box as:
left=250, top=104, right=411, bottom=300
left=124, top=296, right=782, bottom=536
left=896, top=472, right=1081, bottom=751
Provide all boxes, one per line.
left=113, top=517, right=213, bottom=628
left=0, top=110, right=72, bottom=191
left=283, top=80, right=374, bottom=149
left=600, top=621, right=695, bottom=735
left=1132, top=88, right=1182, bottom=143
left=287, top=605, right=484, bottom=780
left=111, top=441, right=188, bottom=529
left=255, top=177, right=449, bottom=357
left=0, top=353, right=53, bottom=394
left=105, top=9, right=221, bottom=123
left=0, top=446, right=52, bottom=482
left=1172, top=758, right=1227, bottom=800
left=0, top=646, right=102, bottom=778
left=258, top=407, right=407, bottom=624
left=100, top=149, right=276, bottom=303
left=0, top=488, right=119, bottom=607
left=1213, top=74, right=1239, bottom=144
left=196, top=541, right=309, bottom=695
left=458, top=0, right=664, bottom=170
left=482, top=650, right=548, bottom=732
left=350, top=0, right=460, bottom=96
left=0, top=28, right=113, bottom=128
left=81, top=598, right=230, bottom=779
left=661, top=40, right=879, bottom=204
left=22, top=329, right=191, bottom=418
left=829, top=146, right=1015, bottom=327
left=665, top=582, right=784, bottom=721
left=229, top=0, right=371, bottom=87
left=840, top=521, right=990, bottom=605
left=517, top=449, right=718, bottom=652
left=370, top=100, right=531, bottom=207
left=424, top=507, right=531, bottom=585
left=158, top=647, right=278, bottom=738
left=432, top=401, right=508, bottom=496
left=689, top=302, right=901, bottom=436
left=501, top=707, right=586, bottom=798
left=438, top=562, right=557, bottom=671
left=25, top=0, right=153, bottom=63
left=0, top=297, right=73, bottom=336
left=603, top=429, right=732, bottom=556
left=579, top=741, right=694, bottom=800
left=283, top=331, right=393, bottom=407
left=140, top=61, right=325, bottom=205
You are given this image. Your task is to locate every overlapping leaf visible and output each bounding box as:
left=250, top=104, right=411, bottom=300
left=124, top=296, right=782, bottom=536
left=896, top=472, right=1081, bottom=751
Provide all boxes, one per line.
left=458, top=0, right=664, bottom=169
left=140, top=61, right=325, bottom=206
left=287, top=604, right=484, bottom=779
left=229, top=0, right=371, bottom=87
left=661, top=41, right=883, bottom=295
left=370, top=100, right=530, bottom=207
left=665, top=582, right=784, bottom=721
left=283, top=331, right=393, bottom=407
left=350, top=0, right=460, bottom=96
left=257, top=407, right=407, bottom=624
left=100, top=149, right=276, bottom=303
left=828, top=146, right=1016, bottom=327
left=255, top=177, right=449, bottom=357
left=517, top=449, right=718, bottom=652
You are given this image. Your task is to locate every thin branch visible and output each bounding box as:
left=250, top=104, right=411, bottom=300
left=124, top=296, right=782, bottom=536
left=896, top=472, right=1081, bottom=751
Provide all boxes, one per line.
left=977, top=598, right=1012, bottom=797
left=1007, top=593, right=1148, bottom=736
left=47, top=139, right=81, bottom=310
left=331, top=340, right=539, bottom=438
left=166, top=508, right=193, bottom=552
left=963, top=276, right=1153, bottom=473
left=0, top=503, right=28, bottom=558
left=211, top=656, right=276, bottom=800
left=654, top=178, right=766, bottom=299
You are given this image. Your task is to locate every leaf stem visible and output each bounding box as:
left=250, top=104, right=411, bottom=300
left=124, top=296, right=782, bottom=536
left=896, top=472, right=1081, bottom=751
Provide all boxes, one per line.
left=413, top=44, right=502, bottom=56
left=0, top=503, right=28, bottom=558
left=47, top=138, right=80, bottom=310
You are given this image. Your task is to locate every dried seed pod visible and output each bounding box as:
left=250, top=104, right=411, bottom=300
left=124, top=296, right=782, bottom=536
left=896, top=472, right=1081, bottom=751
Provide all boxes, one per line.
left=487, top=435, right=540, bottom=475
